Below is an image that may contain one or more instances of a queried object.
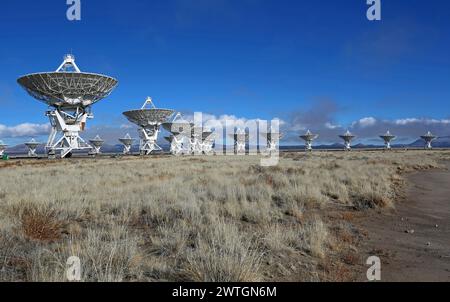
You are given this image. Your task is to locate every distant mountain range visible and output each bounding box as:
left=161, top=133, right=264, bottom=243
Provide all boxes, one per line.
left=4, top=136, right=450, bottom=155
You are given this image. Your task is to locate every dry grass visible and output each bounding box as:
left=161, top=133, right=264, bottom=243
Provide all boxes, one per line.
left=0, top=150, right=448, bottom=282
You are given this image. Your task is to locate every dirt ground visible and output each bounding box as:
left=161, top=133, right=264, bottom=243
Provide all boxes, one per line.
left=356, top=161, right=450, bottom=282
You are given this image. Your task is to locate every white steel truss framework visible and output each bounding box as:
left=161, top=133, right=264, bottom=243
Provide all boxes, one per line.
left=17, top=55, right=118, bottom=158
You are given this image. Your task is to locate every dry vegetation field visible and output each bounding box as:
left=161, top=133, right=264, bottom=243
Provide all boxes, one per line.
left=0, top=150, right=449, bottom=282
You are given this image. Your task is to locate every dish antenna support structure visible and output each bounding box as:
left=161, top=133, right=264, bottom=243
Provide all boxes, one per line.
left=0, top=140, right=7, bottom=157
left=339, top=130, right=356, bottom=151
left=89, top=135, right=105, bottom=155
left=119, top=134, right=135, bottom=155
left=201, top=131, right=216, bottom=155
left=162, top=113, right=196, bottom=155
left=300, top=130, right=319, bottom=151
left=260, top=131, right=283, bottom=154
left=164, top=135, right=185, bottom=155
left=380, top=131, right=396, bottom=150
left=123, top=97, right=175, bottom=155
left=229, top=129, right=247, bottom=155
left=25, top=138, right=41, bottom=157
left=17, top=55, right=118, bottom=158
left=421, top=131, right=437, bottom=150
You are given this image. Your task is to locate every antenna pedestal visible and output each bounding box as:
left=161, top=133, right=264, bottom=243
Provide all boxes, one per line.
left=190, top=136, right=202, bottom=155
left=0, top=141, right=8, bottom=157
left=264, top=140, right=279, bottom=154
left=234, top=141, right=246, bottom=155
left=170, top=136, right=184, bottom=155
left=139, top=126, right=161, bottom=155
left=123, top=145, right=132, bottom=154
left=344, top=142, right=352, bottom=151
left=304, top=140, right=313, bottom=151
left=202, top=139, right=215, bottom=155
left=89, top=146, right=102, bottom=155
left=46, top=109, right=92, bottom=158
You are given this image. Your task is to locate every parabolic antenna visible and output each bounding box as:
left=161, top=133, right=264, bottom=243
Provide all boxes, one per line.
left=202, top=131, right=214, bottom=140
left=260, top=132, right=283, bottom=141
left=89, top=135, right=105, bottom=155
left=421, top=131, right=437, bottom=149
left=339, top=130, right=356, bottom=151
left=17, top=54, right=118, bottom=158
left=123, top=97, right=175, bottom=128
left=25, top=138, right=41, bottom=157
left=300, top=130, right=319, bottom=151
left=162, top=113, right=192, bottom=136
left=380, top=131, right=396, bottom=150
left=123, top=97, right=175, bottom=155
left=17, top=55, right=117, bottom=110
left=0, top=140, right=8, bottom=156
left=119, top=133, right=135, bottom=155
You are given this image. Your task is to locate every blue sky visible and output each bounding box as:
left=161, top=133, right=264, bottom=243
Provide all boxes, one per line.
left=0, top=0, right=449, bottom=145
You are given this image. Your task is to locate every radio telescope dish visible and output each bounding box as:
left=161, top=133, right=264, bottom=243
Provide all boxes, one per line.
left=25, top=138, right=41, bottom=157
left=421, top=131, right=437, bottom=149
left=162, top=113, right=191, bottom=136
left=123, top=97, right=175, bottom=155
left=299, top=130, right=319, bottom=151
left=339, top=130, right=356, bottom=151
left=17, top=54, right=118, bottom=158
left=0, top=140, right=8, bottom=156
left=123, top=97, right=175, bottom=128
left=380, top=131, right=396, bottom=150
left=119, top=133, right=135, bottom=155
left=89, top=135, right=105, bottom=155
left=202, top=131, right=213, bottom=140
left=17, top=55, right=118, bottom=110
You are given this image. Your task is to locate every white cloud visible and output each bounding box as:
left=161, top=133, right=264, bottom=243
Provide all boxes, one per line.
left=0, top=123, right=50, bottom=138
left=395, top=118, right=450, bottom=126
left=325, top=122, right=340, bottom=129
left=354, top=117, right=377, bottom=128
left=394, top=118, right=420, bottom=125
left=120, top=124, right=134, bottom=129
left=181, top=112, right=285, bottom=130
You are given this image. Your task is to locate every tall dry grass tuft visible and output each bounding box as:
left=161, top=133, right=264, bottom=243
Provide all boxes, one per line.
left=182, top=219, right=263, bottom=282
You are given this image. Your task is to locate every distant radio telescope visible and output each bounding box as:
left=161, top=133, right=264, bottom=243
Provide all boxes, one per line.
left=229, top=129, right=248, bottom=155
left=163, top=114, right=215, bottom=155
left=339, top=130, right=356, bottom=151
left=260, top=131, right=283, bottom=154
left=380, top=130, right=396, bottom=150
left=162, top=113, right=191, bottom=155
left=89, top=135, right=105, bottom=155
left=300, top=130, right=319, bottom=151
left=119, top=134, right=135, bottom=155
left=17, top=54, right=118, bottom=158
left=123, top=97, right=175, bottom=155
left=0, top=140, right=8, bottom=157
left=25, top=138, right=41, bottom=157
left=421, top=131, right=437, bottom=150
